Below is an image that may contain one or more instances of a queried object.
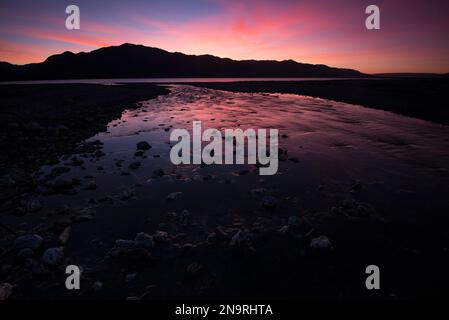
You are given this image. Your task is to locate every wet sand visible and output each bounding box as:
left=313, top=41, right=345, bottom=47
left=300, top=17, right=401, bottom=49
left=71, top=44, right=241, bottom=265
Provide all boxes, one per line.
left=189, top=78, right=449, bottom=125
left=1, top=84, right=449, bottom=300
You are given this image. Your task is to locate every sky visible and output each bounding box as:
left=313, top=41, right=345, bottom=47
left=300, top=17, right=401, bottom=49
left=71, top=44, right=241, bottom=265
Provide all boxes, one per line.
left=1, top=0, right=449, bottom=74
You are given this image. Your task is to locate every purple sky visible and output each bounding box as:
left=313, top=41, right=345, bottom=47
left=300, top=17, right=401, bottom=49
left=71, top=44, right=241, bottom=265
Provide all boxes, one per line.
left=1, top=0, right=448, bottom=73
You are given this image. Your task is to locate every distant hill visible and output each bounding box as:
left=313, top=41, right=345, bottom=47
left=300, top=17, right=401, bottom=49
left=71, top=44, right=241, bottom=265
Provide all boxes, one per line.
left=0, top=43, right=365, bottom=81
left=374, top=73, right=449, bottom=78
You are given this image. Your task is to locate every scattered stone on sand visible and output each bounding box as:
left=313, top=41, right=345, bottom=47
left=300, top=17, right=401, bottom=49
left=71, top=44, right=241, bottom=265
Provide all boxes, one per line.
left=310, top=236, right=332, bottom=250
left=166, top=191, right=183, bottom=201
left=136, top=141, right=151, bottom=151
left=14, top=234, right=43, bottom=250
left=134, top=232, right=154, bottom=249
left=0, top=283, right=14, bottom=300
left=42, top=247, right=64, bottom=266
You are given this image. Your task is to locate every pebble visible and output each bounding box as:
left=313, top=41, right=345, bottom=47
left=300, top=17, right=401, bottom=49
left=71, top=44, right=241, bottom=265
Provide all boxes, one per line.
left=134, top=232, right=154, bottom=249
left=0, top=283, right=14, bottom=300
left=42, top=247, right=64, bottom=266
left=14, top=234, right=43, bottom=250
left=166, top=191, right=183, bottom=201
left=153, top=230, right=168, bottom=242
left=136, top=141, right=151, bottom=150
left=125, top=273, right=137, bottom=283
left=310, top=236, right=332, bottom=250
left=186, top=261, right=202, bottom=275
left=91, top=281, right=103, bottom=292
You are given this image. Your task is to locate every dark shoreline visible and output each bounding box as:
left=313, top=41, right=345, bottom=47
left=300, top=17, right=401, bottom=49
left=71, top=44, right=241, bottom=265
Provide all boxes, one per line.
left=188, top=78, right=449, bottom=126
left=0, top=83, right=169, bottom=173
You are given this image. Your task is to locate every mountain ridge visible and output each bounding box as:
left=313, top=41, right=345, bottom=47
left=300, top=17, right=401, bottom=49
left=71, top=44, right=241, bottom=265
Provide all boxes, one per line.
left=0, top=43, right=366, bottom=81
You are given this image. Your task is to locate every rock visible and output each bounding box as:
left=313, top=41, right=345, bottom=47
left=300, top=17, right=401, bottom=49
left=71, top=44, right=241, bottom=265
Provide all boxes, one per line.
left=42, top=247, right=64, bottom=266
left=250, top=188, right=267, bottom=195
left=136, top=141, right=151, bottom=151
left=134, top=150, right=145, bottom=157
left=186, top=261, right=202, bottom=275
left=128, top=161, right=141, bottom=170
left=115, top=239, right=135, bottom=249
left=70, top=157, right=84, bottom=166
left=261, top=196, right=278, bottom=210
left=310, top=236, right=332, bottom=250
left=94, top=150, right=106, bottom=158
left=279, top=225, right=289, bottom=234
left=153, top=230, right=168, bottom=242
left=134, top=232, right=154, bottom=249
left=230, top=230, right=244, bottom=246
left=17, top=248, right=34, bottom=259
left=0, top=283, right=14, bottom=300
left=287, top=216, right=301, bottom=227
left=24, top=199, right=43, bottom=213
left=125, top=273, right=137, bottom=283
left=92, top=281, right=103, bottom=292
left=14, top=234, right=43, bottom=250
left=166, top=191, right=183, bottom=201
left=58, top=226, right=71, bottom=245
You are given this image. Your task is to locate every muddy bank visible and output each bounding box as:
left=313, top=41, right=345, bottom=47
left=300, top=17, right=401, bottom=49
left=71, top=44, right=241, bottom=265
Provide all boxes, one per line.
left=1, top=85, right=449, bottom=300
left=0, top=84, right=169, bottom=173
left=189, top=78, right=449, bottom=126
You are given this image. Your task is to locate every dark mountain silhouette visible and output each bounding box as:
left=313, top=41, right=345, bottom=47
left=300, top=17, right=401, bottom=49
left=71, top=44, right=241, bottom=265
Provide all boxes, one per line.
left=0, top=43, right=365, bottom=81
left=374, top=73, right=449, bottom=78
